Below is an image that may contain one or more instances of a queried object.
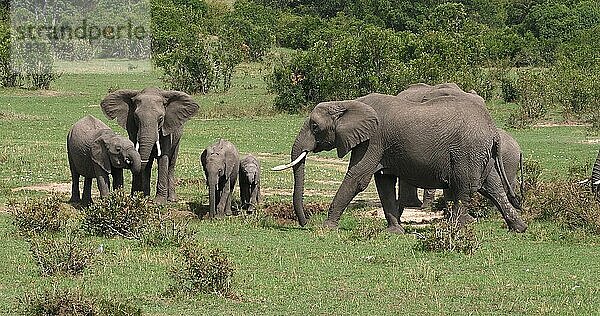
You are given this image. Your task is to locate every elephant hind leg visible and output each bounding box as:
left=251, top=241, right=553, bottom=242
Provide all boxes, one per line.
left=480, top=169, right=527, bottom=233
left=375, top=173, right=405, bottom=234
left=445, top=188, right=476, bottom=227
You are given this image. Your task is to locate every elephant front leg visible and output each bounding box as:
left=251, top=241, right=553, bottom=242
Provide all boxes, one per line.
left=217, top=180, right=231, bottom=216
left=94, top=166, right=111, bottom=199
left=82, top=177, right=93, bottom=205
left=375, top=173, right=405, bottom=234
left=112, top=168, right=124, bottom=190
left=155, top=155, right=169, bottom=204
left=249, top=183, right=260, bottom=214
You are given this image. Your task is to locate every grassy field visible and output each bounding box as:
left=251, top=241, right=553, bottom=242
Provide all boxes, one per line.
left=1, top=60, right=600, bottom=315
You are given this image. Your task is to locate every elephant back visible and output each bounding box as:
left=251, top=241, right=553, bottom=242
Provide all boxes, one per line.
left=67, top=115, right=112, bottom=177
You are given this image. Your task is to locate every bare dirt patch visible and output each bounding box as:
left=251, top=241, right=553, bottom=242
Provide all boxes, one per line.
left=533, top=121, right=591, bottom=128
left=12, top=183, right=71, bottom=194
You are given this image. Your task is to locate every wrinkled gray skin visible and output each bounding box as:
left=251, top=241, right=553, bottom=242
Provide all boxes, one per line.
left=288, top=83, right=527, bottom=233
left=101, top=87, right=199, bottom=204
left=402, top=128, right=524, bottom=211
left=201, top=139, right=240, bottom=218
left=592, top=149, right=600, bottom=194
left=239, top=155, right=261, bottom=213
left=67, top=115, right=142, bottom=205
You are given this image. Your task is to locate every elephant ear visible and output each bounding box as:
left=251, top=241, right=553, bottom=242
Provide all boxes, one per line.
left=91, top=134, right=113, bottom=173
left=161, top=90, right=199, bottom=135
left=100, top=90, right=139, bottom=130
left=331, top=100, right=379, bottom=158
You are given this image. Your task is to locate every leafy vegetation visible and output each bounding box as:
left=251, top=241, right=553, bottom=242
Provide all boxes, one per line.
left=1, top=0, right=600, bottom=314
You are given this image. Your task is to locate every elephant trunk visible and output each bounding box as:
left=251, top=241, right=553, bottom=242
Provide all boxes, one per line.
left=136, top=123, right=160, bottom=164
left=291, top=121, right=315, bottom=227
left=127, top=149, right=142, bottom=174
left=208, top=180, right=218, bottom=217
left=592, top=149, right=600, bottom=193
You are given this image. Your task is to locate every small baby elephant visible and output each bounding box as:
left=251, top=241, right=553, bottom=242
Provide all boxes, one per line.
left=67, top=115, right=142, bottom=204
left=239, top=155, right=261, bottom=213
left=200, top=139, right=240, bottom=218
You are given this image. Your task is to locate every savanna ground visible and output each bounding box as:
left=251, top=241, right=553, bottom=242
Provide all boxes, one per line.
left=1, top=60, right=600, bottom=315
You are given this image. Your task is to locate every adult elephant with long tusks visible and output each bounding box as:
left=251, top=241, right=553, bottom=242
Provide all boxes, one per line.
left=273, top=83, right=527, bottom=233
left=100, top=87, right=199, bottom=203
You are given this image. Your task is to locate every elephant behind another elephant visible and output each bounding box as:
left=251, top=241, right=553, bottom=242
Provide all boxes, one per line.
left=67, top=115, right=142, bottom=205
left=239, top=155, right=261, bottom=213
left=275, top=83, right=527, bottom=233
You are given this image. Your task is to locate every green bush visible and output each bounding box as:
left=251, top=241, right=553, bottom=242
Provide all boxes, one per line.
left=507, top=70, right=551, bottom=128
left=20, top=287, right=142, bottom=316
left=415, top=220, right=479, bottom=255
left=168, top=241, right=235, bottom=297
left=139, top=211, right=195, bottom=247
left=82, top=190, right=158, bottom=239
left=29, top=232, right=95, bottom=277
left=9, top=194, right=73, bottom=237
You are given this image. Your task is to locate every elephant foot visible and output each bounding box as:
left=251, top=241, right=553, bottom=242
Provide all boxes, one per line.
left=168, top=191, right=178, bottom=203
left=323, top=219, right=339, bottom=229
left=154, top=195, right=167, bottom=205
left=69, top=197, right=81, bottom=204
left=386, top=225, right=405, bottom=234
left=507, top=218, right=527, bottom=233
left=246, top=206, right=255, bottom=214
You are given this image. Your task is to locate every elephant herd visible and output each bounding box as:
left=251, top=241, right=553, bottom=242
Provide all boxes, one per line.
left=67, top=83, right=539, bottom=233
left=67, top=87, right=259, bottom=217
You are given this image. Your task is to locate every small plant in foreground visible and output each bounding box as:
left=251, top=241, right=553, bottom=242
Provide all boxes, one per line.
left=29, top=231, right=95, bottom=277
left=347, top=219, right=385, bottom=242
left=140, top=211, right=195, bottom=247
left=524, top=177, right=600, bottom=234
left=168, top=241, right=235, bottom=297
left=83, top=190, right=158, bottom=239
left=415, top=220, right=479, bottom=255
left=9, top=194, right=73, bottom=236
left=19, top=287, right=142, bottom=316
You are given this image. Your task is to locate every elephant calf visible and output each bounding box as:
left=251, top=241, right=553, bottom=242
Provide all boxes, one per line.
left=239, top=155, right=261, bottom=213
left=67, top=115, right=142, bottom=204
left=201, top=139, right=240, bottom=218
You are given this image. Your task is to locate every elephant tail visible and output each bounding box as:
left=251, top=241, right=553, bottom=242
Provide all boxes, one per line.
left=493, top=138, right=521, bottom=210
left=592, top=149, right=600, bottom=193
left=519, top=151, right=525, bottom=205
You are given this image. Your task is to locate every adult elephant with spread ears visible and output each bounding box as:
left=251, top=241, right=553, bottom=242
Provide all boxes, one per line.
left=273, top=83, right=527, bottom=233
left=100, top=87, right=199, bottom=203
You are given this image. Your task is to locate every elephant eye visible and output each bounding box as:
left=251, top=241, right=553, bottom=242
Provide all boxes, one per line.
left=310, top=122, right=319, bottom=132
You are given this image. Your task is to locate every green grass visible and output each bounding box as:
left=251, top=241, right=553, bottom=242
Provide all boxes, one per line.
left=1, top=61, right=600, bottom=315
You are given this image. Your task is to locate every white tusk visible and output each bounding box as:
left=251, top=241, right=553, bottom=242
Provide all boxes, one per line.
left=579, top=178, right=590, bottom=184
left=135, top=142, right=139, bottom=151
left=156, top=140, right=162, bottom=157
left=271, top=151, right=308, bottom=171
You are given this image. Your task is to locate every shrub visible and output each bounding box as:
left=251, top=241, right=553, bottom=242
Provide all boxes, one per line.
left=29, top=232, right=95, bottom=277
left=167, top=241, right=235, bottom=297
left=507, top=70, right=551, bottom=128
left=415, top=220, right=479, bottom=255
left=139, top=211, right=195, bottom=247
left=82, top=190, right=158, bottom=239
left=524, top=178, right=600, bottom=234
left=9, top=194, right=73, bottom=237
left=20, top=287, right=142, bottom=316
